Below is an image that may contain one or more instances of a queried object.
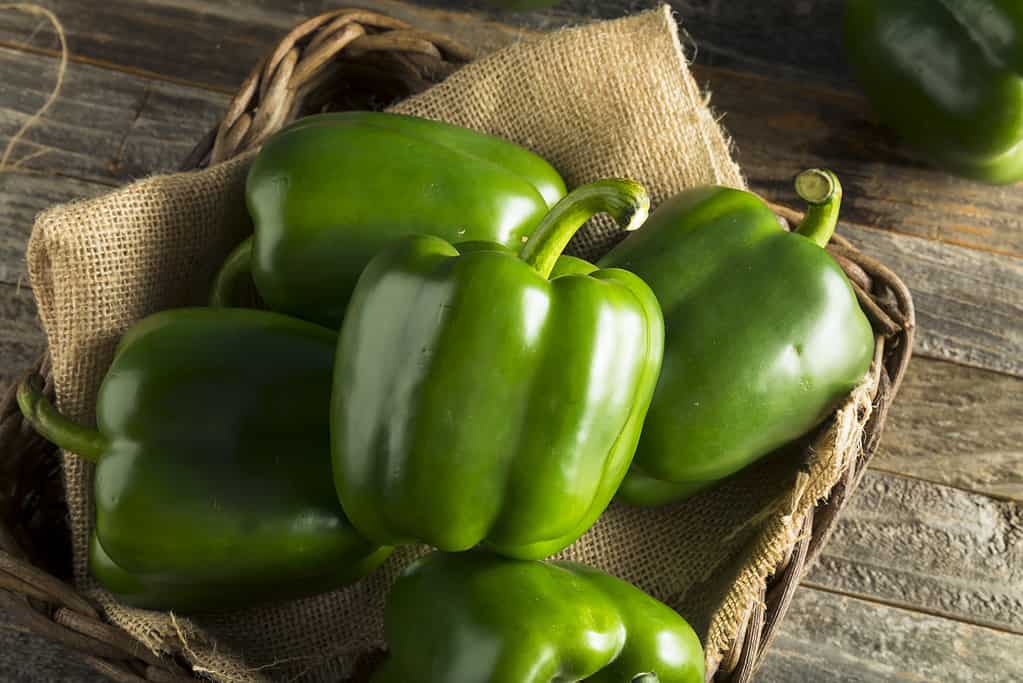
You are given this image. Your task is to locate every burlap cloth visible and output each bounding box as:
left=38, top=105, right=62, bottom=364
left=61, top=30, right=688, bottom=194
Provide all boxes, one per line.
left=25, top=6, right=877, bottom=681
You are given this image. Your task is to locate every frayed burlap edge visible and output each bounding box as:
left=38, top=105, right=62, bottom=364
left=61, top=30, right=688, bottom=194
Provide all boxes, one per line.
left=27, top=152, right=265, bottom=681
left=696, top=342, right=882, bottom=673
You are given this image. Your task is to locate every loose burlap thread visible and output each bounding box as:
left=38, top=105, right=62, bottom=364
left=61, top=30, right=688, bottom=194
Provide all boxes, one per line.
left=25, top=6, right=877, bottom=681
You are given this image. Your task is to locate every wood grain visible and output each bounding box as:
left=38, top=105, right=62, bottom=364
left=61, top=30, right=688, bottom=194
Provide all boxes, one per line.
left=876, top=358, right=1023, bottom=503
left=0, top=0, right=526, bottom=89
left=410, top=1, right=858, bottom=88
left=0, top=282, right=44, bottom=396
left=0, top=170, right=106, bottom=287
left=701, top=65, right=1023, bottom=257
left=807, top=471, right=1023, bottom=635
left=0, top=0, right=855, bottom=89
left=758, top=586, right=1023, bottom=683
left=0, top=619, right=103, bottom=682
left=0, top=46, right=228, bottom=185
left=838, top=222, right=1023, bottom=377
left=2, top=1, right=1020, bottom=257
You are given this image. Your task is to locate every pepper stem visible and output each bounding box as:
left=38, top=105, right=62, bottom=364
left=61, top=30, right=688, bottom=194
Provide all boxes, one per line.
left=209, top=236, right=254, bottom=307
left=631, top=674, right=660, bottom=683
left=17, top=379, right=106, bottom=463
left=793, top=169, right=842, bottom=248
left=519, top=178, right=649, bottom=279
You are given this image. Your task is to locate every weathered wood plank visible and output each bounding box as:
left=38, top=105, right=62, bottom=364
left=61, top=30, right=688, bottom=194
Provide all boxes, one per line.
left=807, top=471, right=1023, bottom=635
left=411, top=1, right=858, bottom=88
left=837, top=221, right=1023, bottom=377
left=3, top=1, right=1020, bottom=258
left=0, top=46, right=227, bottom=184
left=0, top=617, right=103, bottom=682
left=876, top=358, right=1023, bottom=503
left=758, top=586, right=1023, bottom=683
left=0, top=0, right=526, bottom=89
left=0, top=170, right=107, bottom=287
left=0, top=282, right=45, bottom=395
left=701, top=66, right=1023, bottom=257
left=0, top=0, right=855, bottom=89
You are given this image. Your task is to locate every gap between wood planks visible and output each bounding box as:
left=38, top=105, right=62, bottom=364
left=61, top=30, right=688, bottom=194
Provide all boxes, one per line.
left=4, top=165, right=121, bottom=189
left=0, top=39, right=237, bottom=94
left=800, top=582, right=1023, bottom=638
left=868, top=465, right=1023, bottom=504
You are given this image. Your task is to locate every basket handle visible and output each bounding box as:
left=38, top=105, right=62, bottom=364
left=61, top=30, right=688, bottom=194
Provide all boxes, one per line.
left=180, top=8, right=471, bottom=171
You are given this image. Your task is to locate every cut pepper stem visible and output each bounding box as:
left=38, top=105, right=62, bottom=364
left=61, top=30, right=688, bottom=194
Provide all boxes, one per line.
left=793, top=168, right=842, bottom=248
left=209, top=236, right=254, bottom=307
left=17, top=379, right=106, bottom=463
left=519, top=178, right=650, bottom=279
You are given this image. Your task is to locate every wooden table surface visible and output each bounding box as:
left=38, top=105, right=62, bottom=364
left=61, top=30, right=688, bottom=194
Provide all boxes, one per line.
left=1, top=1, right=1020, bottom=681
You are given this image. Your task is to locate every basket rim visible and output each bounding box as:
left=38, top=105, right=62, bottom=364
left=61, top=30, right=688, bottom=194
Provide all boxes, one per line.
left=0, top=7, right=915, bottom=683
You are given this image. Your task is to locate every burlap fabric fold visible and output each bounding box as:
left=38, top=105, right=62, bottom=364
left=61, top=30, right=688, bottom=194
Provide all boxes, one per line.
left=26, top=5, right=877, bottom=681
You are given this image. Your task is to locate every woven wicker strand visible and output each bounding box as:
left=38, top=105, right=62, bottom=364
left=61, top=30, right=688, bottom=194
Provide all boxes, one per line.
left=0, top=8, right=915, bottom=683
left=180, top=8, right=471, bottom=170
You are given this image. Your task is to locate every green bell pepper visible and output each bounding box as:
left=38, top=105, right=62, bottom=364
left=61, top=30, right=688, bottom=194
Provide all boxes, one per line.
left=600, top=170, right=874, bottom=506
left=332, top=179, right=664, bottom=560
left=375, top=551, right=704, bottom=683
left=212, top=111, right=567, bottom=326
left=845, top=0, right=1023, bottom=183
left=85, top=531, right=385, bottom=614
left=17, top=308, right=390, bottom=612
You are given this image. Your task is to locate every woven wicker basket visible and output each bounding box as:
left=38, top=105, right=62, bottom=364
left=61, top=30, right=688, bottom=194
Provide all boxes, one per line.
left=0, top=8, right=915, bottom=683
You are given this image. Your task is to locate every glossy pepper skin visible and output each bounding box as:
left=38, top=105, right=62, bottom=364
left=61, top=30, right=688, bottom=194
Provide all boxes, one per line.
left=17, top=308, right=390, bottom=612
left=332, top=180, right=664, bottom=560
left=601, top=170, right=874, bottom=506
left=845, top=0, right=1023, bottom=184
left=213, top=111, right=567, bottom=326
left=375, top=551, right=704, bottom=683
